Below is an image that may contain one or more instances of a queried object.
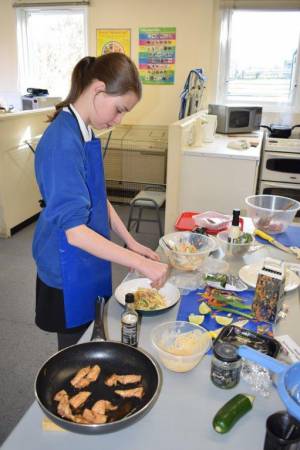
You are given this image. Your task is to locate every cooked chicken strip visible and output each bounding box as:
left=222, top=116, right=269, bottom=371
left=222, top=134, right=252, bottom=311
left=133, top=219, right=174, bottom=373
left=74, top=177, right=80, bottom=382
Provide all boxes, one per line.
left=83, top=408, right=107, bottom=424
left=70, top=366, right=91, bottom=387
left=71, top=365, right=101, bottom=388
left=73, top=414, right=89, bottom=424
left=69, top=391, right=91, bottom=409
left=92, top=400, right=117, bottom=415
left=86, top=365, right=101, bottom=382
left=57, top=395, right=74, bottom=419
left=115, top=387, right=144, bottom=399
left=105, top=374, right=142, bottom=387
left=53, top=389, right=68, bottom=402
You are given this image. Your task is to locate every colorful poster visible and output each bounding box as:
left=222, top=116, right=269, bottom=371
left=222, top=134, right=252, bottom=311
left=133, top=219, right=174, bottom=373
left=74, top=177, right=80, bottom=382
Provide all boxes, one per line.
left=96, top=29, right=131, bottom=56
left=139, top=27, right=176, bottom=85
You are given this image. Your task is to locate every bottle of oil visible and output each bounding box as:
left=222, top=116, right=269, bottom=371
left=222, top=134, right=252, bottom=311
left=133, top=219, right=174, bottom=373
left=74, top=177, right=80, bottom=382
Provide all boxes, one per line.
left=228, top=209, right=241, bottom=243
left=121, top=293, right=138, bottom=347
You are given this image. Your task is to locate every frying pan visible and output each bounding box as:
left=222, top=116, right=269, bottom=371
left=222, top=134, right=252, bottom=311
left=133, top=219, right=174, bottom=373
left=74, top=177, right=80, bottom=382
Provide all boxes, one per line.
left=238, top=345, right=300, bottom=421
left=35, top=297, right=162, bottom=434
left=260, top=124, right=300, bottom=138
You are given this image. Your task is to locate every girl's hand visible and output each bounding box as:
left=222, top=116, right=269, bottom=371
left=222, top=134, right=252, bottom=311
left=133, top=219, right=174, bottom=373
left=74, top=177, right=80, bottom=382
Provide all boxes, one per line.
left=127, top=239, right=160, bottom=262
left=138, top=258, right=169, bottom=289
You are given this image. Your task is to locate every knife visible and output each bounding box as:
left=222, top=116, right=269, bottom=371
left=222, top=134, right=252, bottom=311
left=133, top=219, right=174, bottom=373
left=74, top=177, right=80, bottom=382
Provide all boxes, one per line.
left=254, top=229, right=294, bottom=255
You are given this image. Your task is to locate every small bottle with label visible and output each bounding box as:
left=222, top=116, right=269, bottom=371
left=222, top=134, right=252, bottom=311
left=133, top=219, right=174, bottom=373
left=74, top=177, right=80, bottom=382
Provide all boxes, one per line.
left=121, top=293, right=138, bottom=347
left=228, top=209, right=241, bottom=243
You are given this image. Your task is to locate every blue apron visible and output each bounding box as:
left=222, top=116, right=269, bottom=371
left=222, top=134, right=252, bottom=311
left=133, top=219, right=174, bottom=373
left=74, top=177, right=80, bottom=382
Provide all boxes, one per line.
left=59, top=108, right=112, bottom=328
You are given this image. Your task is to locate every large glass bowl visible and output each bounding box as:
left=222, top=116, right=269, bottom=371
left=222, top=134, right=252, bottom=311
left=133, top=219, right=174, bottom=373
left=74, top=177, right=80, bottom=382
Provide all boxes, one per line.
left=245, top=195, right=300, bottom=235
left=151, top=321, right=212, bottom=372
left=159, top=231, right=216, bottom=271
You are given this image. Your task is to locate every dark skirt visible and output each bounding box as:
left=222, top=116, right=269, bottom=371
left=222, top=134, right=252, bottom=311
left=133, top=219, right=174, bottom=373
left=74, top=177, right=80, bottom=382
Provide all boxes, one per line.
left=35, top=276, right=91, bottom=333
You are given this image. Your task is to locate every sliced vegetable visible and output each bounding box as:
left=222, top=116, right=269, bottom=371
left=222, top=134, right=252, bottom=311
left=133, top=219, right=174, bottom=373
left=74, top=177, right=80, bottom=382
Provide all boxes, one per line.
left=199, top=302, right=212, bottom=315
left=215, top=316, right=233, bottom=326
left=188, top=314, right=205, bottom=325
left=209, top=305, right=254, bottom=319
left=213, top=394, right=255, bottom=434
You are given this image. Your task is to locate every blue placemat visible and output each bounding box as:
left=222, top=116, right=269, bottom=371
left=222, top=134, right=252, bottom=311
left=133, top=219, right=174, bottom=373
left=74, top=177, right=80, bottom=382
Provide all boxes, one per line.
left=255, top=225, right=300, bottom=247
left=176, top=288, right=273, bottom=353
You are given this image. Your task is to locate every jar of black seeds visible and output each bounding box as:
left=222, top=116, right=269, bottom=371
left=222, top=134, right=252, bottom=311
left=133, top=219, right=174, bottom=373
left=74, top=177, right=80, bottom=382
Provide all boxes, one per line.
left=211, top=342, right=241, bottom=389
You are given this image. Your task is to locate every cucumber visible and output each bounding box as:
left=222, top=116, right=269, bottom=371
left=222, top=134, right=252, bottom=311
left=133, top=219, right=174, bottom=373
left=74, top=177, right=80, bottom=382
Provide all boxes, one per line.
left=212, top=394, right=255, bottom=434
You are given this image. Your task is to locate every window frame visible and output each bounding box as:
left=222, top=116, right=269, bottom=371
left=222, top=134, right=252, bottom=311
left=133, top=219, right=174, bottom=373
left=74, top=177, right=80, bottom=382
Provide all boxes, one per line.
left=16, top=5, right=88, bottom=96
left=216, top=8, right=300, bottom=113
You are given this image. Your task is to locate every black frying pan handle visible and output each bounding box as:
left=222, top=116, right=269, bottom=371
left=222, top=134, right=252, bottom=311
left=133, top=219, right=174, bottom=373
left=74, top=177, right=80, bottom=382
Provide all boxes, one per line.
left=91, top=296, right=106, bottom=342
left=291, top=124, right=300, bottom=131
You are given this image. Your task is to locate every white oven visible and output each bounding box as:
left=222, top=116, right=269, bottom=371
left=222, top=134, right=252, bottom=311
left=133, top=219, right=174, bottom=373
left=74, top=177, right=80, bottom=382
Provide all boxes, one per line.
left=259, top=137, right=300, bottom=217
left=261, top=151, right=300, bottom=183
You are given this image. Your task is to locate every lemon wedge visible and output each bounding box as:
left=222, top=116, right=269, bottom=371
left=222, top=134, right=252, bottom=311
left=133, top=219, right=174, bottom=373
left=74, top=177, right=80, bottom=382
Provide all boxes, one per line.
left=199, top=302, right=212, bottom=315
left=215, top=316, right=233, bottom=326
left=188, top=314, right=205, bottom=325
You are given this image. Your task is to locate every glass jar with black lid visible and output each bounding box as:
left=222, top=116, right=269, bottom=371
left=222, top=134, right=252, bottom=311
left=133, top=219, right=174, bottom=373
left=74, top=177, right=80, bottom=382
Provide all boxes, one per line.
left=211, top=342, right=241, bottom=389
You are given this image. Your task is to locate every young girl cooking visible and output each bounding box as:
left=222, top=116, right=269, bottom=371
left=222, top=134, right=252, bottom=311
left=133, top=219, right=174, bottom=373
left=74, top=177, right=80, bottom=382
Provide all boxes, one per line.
left=32, top=53, right=168, bottom=350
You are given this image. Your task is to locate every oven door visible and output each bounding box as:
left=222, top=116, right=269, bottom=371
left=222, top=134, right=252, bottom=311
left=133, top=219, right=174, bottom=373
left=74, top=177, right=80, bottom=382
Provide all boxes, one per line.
left=259, top=181, right=300, bottom=217
left=261, top=151, right=300, bottom=183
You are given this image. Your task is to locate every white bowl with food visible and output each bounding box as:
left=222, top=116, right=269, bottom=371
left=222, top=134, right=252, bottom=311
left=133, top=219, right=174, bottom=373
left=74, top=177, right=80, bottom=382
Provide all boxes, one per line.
left=159, top=231, right=216, bottom=271
left=151, top=321, right=212, bottom=372
left=114, top=278, right=180, bottom=315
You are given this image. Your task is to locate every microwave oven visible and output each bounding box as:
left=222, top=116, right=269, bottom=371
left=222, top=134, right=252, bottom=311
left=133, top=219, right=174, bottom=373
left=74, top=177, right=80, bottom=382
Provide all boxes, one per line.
left=22, top=95, right=61, bottom=110
left=208, top=104, right=262, bottom=134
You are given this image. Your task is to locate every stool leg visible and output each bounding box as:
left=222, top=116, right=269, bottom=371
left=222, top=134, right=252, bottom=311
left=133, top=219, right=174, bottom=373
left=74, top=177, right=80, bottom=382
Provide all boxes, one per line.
left=135, top=207, right=143, bottom=233
left=155, top=204, right=163, bottom=236
left=127, top=204, right=134, bottom=231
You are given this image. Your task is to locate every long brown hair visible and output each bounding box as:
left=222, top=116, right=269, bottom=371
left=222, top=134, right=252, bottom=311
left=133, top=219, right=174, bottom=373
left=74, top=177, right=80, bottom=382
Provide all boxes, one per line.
left=49, top=53, right=142, bottom=121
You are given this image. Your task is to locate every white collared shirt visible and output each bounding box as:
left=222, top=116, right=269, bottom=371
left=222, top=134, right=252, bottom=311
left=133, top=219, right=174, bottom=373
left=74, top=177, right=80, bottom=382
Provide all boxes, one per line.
left=64, top=104, right=93, bottom=142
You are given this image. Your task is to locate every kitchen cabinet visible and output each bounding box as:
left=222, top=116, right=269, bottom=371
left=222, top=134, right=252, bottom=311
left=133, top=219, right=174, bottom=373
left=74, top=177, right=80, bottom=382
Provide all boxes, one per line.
left=179, top=149, right=259, bottom=214
left=165, top=111, right=263, bottom=233
left=0, top=110, right=49, bottom=237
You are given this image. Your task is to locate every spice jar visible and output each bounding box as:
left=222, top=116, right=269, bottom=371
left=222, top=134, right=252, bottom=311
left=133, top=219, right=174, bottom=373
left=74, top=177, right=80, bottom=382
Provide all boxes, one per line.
left=211, top=342, right=241, bottom=389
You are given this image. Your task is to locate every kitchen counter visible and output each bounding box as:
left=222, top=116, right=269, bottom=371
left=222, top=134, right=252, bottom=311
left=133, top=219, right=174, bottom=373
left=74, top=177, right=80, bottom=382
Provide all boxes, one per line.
left=2, top=239, right=300, bottom=450
left=183, top=132, right=262, bottom=161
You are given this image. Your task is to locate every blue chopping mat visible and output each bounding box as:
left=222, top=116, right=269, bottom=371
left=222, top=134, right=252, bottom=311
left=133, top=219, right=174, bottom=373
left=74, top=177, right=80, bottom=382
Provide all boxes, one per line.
left=176, top=288, right=273, bottom=353
left=255, top=225, right=300, bottom=247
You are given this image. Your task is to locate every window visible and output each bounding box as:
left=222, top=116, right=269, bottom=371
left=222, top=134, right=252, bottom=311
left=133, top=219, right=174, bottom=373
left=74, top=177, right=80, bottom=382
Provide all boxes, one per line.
left=17, top=6, right=87, bottom=97
left=217, top=9, right=300, bottom=109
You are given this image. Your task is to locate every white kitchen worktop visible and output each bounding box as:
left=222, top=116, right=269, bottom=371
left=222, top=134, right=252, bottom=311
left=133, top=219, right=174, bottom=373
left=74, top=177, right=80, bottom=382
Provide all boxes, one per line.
left=183, top=132, right=263, bottom=161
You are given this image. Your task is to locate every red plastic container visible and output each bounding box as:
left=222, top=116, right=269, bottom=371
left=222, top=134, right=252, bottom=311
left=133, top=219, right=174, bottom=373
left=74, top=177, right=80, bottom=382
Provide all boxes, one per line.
left=175, top=211, right=243, bottom=235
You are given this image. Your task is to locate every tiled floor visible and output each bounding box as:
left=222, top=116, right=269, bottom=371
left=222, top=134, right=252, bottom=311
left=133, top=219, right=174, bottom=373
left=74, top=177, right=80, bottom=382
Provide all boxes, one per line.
left=0, top=204, right=164, bottom=445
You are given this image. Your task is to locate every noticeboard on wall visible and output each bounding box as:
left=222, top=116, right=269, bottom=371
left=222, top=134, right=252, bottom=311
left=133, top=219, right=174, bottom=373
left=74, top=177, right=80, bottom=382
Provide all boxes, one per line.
left=139, top=27, right=176, bottom=85
left=96, top=29, right=131, bottom=56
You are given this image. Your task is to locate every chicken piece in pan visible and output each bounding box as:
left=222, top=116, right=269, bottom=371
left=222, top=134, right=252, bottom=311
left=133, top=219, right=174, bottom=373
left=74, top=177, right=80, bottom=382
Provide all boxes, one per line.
left=92, top=400, right=118, bottom=415
left=69, top=391, right=91, bottom=409
left=115, top=387, right=144, bottom=399
left=82, top=408, right=107, bottom=424
left=105, top=374, right=142, bottom=387
left=70, top=365, right=101, bottom=389
left=54, top=390, right=74, bottom=420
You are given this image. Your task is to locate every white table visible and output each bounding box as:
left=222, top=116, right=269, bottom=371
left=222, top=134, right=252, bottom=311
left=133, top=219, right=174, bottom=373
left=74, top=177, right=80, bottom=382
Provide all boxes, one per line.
left=2, top=239, right=300, bottom=450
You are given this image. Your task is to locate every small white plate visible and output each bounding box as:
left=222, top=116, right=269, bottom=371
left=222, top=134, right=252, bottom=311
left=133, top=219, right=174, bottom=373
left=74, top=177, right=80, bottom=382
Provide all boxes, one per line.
left=239, top=261, right=300, bottom=292
left=114, top=278, right=181, bottom=314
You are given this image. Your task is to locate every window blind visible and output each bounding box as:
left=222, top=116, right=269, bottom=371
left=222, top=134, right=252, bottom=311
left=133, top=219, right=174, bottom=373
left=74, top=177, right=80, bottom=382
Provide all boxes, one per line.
left=13, top=1, right=89, bottom=7
left=219, top=0, right=300, bottom=10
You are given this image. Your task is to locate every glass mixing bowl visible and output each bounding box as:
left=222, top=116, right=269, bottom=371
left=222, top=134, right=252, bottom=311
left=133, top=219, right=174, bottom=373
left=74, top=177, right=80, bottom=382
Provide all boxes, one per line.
left=245, top=195, right=300, bottom=235
left=151, top=321, right=212, bottom=372
left=159, top=231, right=216, bottom=271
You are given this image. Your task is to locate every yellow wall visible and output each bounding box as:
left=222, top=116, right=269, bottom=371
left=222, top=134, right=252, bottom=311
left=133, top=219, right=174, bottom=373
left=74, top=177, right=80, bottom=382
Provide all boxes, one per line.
left=0, top=0, right=219, bottom=125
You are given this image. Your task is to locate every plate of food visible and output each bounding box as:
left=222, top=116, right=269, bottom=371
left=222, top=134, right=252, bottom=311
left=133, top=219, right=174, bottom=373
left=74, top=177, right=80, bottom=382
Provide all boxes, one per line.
left=239, top=261, right=300, bottom=292
left=114, top=278, right=181, bottom=315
